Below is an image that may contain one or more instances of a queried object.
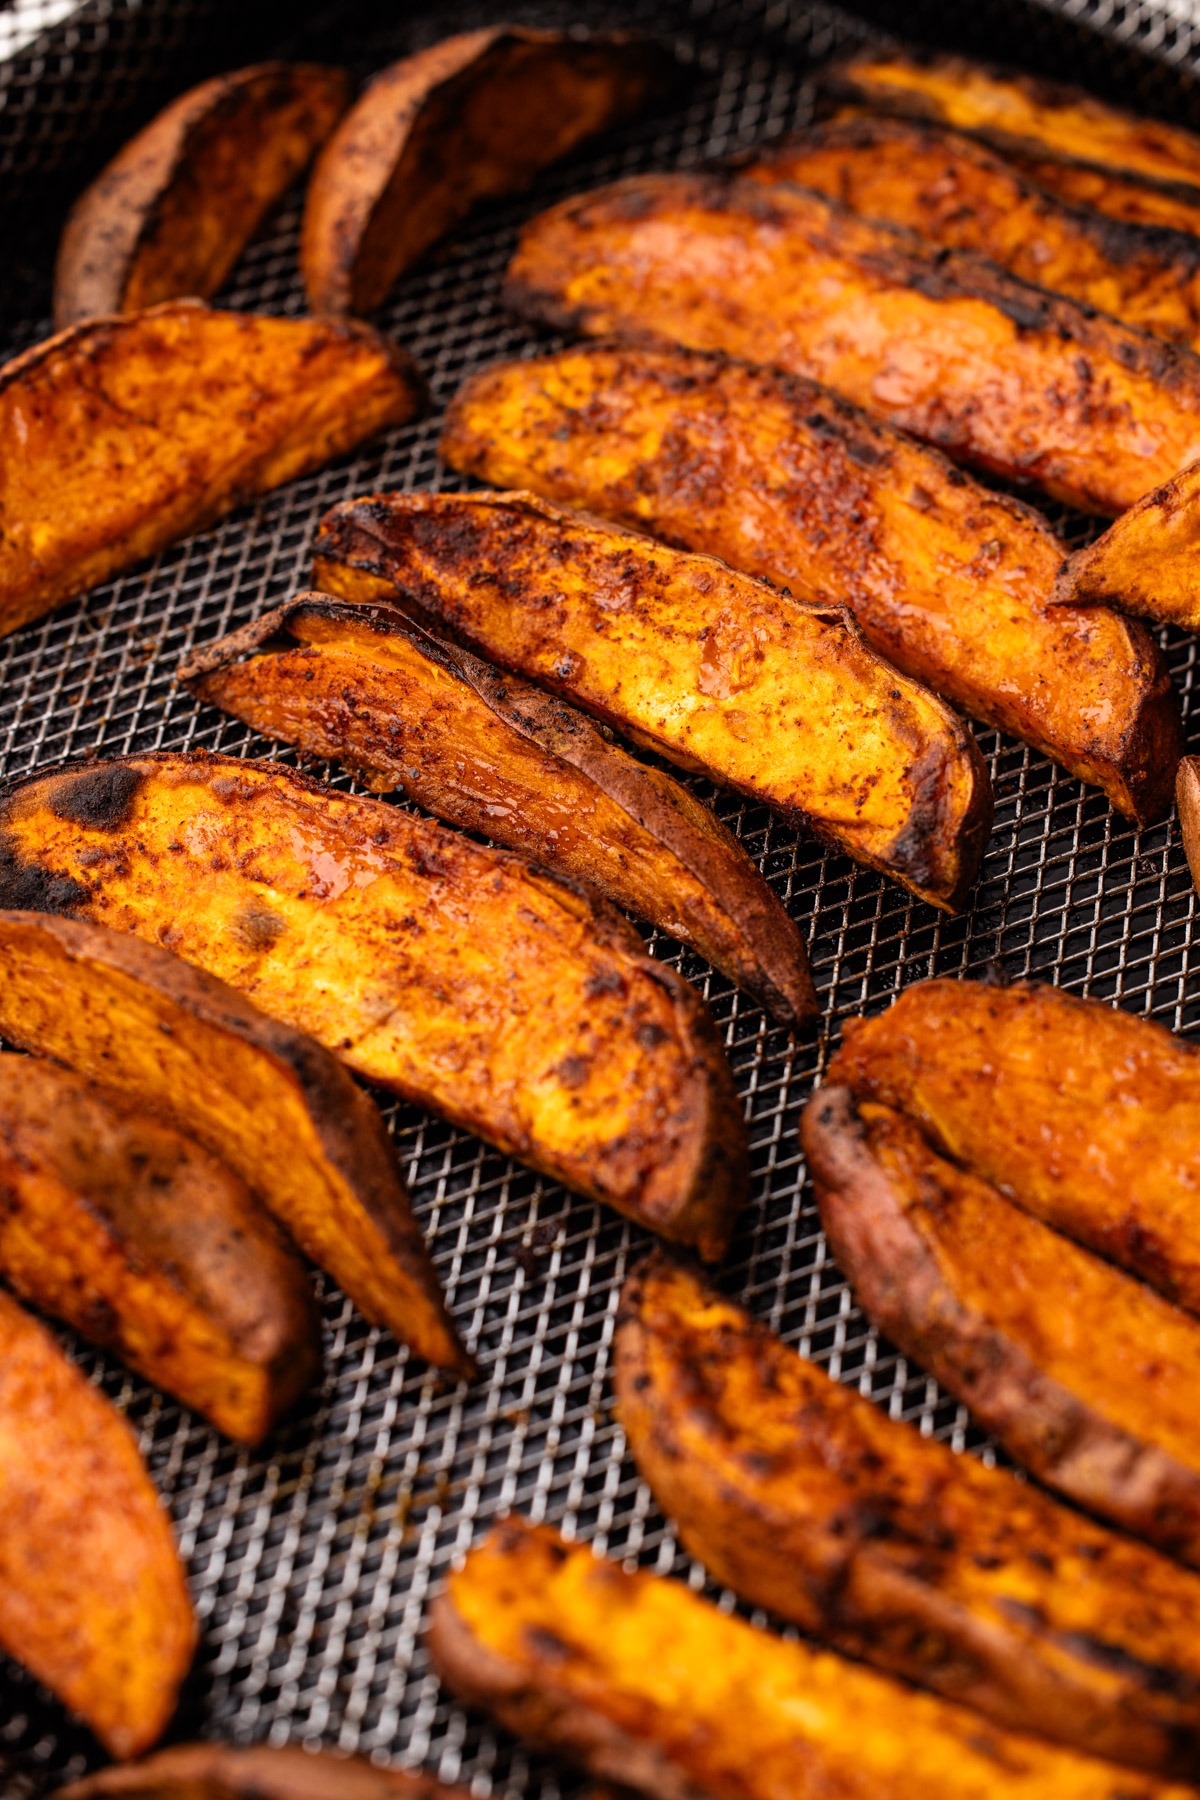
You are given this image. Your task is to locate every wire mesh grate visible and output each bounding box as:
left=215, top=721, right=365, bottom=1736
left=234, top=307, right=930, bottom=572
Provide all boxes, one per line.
left=2, top=0, right=1200, bottom=1791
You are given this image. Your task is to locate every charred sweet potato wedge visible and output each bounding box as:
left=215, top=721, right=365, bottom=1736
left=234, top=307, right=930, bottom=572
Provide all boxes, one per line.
left=428, top=1515, right=1194, bottom=1800
left=616, top=1251, right=1200, bottom=1773
left=504, top=171, right=1200, bottom=517
left=828, top=977, right=1200, bottom=1317
left=60, top=1742, right=473, bottom=1798
left=0, top=1052, right=319, bottom=1442
left=804, top=1088, right=1200, bottom=1567
left=313, top=491, right=992, bottom=911
left=1058, top=456, right=1200, bottom=628
left=0, top=759, right=746, bottom=1261
left=0, top=1287, right=194, bottom=1757
left=54, top=63, right=349, bottom=329
left=1006, top=156, right=1200, bottom=238
left=442, top=344, right=1180, bottom=824
left=0, top=910, right=467, bottom=1375
left=1178, top=758, right=1200, bottom=896
left=301, top=26, right=673, bottom=315
left=180, top=595, right=817, bottom=1027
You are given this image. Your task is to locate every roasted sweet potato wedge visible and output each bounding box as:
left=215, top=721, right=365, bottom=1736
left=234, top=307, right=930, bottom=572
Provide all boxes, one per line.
left=313, top=491, right=992, bottom=911
left=1058, top=455, right=1200, bottom=627
left=1007, top=156, right=1200, bottom=239
left=60, top=1742, right=472, bottom=1798
left=0, top=910, right=467, bottom=1375
left=828, top=977, right=1200, bottom=1316
left=301, top=26, right=673, bottom=315
left=54, top=63, right=349, bottom=329
left=429, top=1515, right=1196, bottom=1800
left=804, top=1088, right=1200, bottom=1567
left=0, top=1051, right=319, bottom=1442
left=616, top=1251, right=1200, bottom=1773
left=0, top=300, right=422, bottom=641
left=180, top=595, right=817, bottom=1027
left=1178, top=758, right=1200, bottom=896
left=441, top=344, right=1179, bottom=824
left=0, top=1287, right=194, bottom=1758
left=504, top=171, right=1200, bottom=517
left=0, top=758, right=746, bottom=1261
left=748, top=116, right=1200, bottom=353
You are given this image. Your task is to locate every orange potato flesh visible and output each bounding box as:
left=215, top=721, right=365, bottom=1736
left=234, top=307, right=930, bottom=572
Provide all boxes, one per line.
left=1057, top=454, right=1200, bottom=629
left=60, top=1741, right=474, bottom=1798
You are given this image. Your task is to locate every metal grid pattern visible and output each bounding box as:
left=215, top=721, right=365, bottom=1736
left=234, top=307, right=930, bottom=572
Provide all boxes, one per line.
left=3, top=0, right=1200, bottom=1790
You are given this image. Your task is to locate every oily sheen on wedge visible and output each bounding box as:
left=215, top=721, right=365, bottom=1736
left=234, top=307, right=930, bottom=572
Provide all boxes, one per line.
left=180, top=596, right=817, bottom=1028
left=829, top=977, right=1200, bottom=1315
left=0, top=301, right=423, bottom=640
left=427, top=1516, right=1198, bottom=1800
left=442, top=344, right=1179, bottom=823
left=0, top=1288, right=194, bottom=1758
left=1058, top=455, right=1200, bottom=629
left=504, top=171, right=1200, bottom=517
left=0, top=910, right=467, bottom=1375
left=0, top=757, right=746, bottom=1261
left=0, top=1052, right=320, bottom=1443
left=312, top=491, right=992, bottom=911
left=60, top=1742, right=474, bottom=1799
left=615, top=1251, right=1200, bottom=1773
left=804, top=1089, right=1200, bottom=1566
left=54, top=62, right=349, bottom=328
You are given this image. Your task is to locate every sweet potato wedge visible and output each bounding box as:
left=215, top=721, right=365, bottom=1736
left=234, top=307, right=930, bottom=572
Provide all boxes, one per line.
left=615, top=1251, right=1200, bottom=1773
left=504, top=171, right=1200, bottom=517
left=313, top=491, right=992, bottom=911
left=0, top=910, right=467, bottom=1375
left=0, top=758, right=746, bottom=1261
left=1178, top=757, right=1200, bottom=896
left=0, top=300, right=422, bottom=641
left=179, top=595, right=817, bottom=1027
left=804, top=1088, right=1200, bottom=1566
left=301, top=26, right=672, bottom=315
left=0, top=1051, right=319, bottom=1442
left=428, top=1515, right=1196, bottom=1800
left=828, top=977, right=1200, bottom=1316
left=1007, top=156, right=1200, bottom=238
left=0, top=1287, right=194, bottom=1757
left=1057, top=455, right=1200, bottom=628
left=748, top=116, right=1200, bottom=353
left=54, top=63, right=349, bottom=329
left=60, top=1742, right=472, bottom=1798
left=441, top=343, right=1179, bottom=824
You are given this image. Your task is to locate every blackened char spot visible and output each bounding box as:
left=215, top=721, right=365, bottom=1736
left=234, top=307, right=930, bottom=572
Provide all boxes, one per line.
left=0, top=835, right=88, bottom=915
left=47, top=764, right=143, bottom=830
left=1056, top=1632, right=1199, bottom=1700
left=231, top=899, right=287, bottom=952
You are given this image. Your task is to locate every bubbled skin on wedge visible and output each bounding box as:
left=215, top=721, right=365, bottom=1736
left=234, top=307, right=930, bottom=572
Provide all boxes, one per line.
left=180, top=595, right=817, bottom=1028
left=615, top=1251, right=1200, bottom=1774
left=0, top=301, right=423, bottom=641
left=0, top=910, right=468, bottom=1375
left=804, top=1088, right=1200, bottom=1567
left=828, top=977, right=1200, bottom=1316
left=301, top=26, right=672, bottom=316
left=0, top=1288, right=194, bottom=1758
left=504, top=171, right=1200, bottom=518
left=0, top=758, right=746, bottom=1262
left=428, top=1516, right=1198, bottom=1800
left=0, top=1052, right=320, bottom=1443
left=54, top=62, right=349, bottom=329
left=313, top=490, right=992, bottom=912
left=441, top=343, right=1180, bottom=824
left=59, top=1741, right=475, bottom=1798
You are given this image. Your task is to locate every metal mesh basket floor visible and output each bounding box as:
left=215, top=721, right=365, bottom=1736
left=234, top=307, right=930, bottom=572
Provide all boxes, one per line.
left=3, top=0, right=1200, bottom=1791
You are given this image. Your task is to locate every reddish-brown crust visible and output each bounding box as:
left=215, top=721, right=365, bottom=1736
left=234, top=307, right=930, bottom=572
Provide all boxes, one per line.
left=58, top=1742, right=475, bottom=1798
left=1179, top=758, right=1200, bottom=897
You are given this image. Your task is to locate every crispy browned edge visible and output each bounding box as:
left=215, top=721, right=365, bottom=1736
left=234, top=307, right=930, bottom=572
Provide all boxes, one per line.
left=57, top=1742, right=474, bottom=1798
left=1180, top=758, right=1200, bottom=899
left=54, top=63, right=350, bottom=330
left=301, top=26, right=676, bottom=316
left=0, top=907, right=472, bottom=1378
left=178, top=593, right=819, bottom=1030
left=801, top=1084, right=1200, bottom=1565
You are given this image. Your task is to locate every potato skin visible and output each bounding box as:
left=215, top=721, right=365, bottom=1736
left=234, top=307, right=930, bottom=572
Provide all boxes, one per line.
left=0, top=757, right=747, bottom=1261
left=313, top=490, right=992, bottom=912
left=441, top=343, right=1179, bottom=824
left=0, top=1052, right=319, bottom=1443
left=804, top=1088, right=1200, bottom=1567
left=54, top=62, right=349, bottom=329
left=59, top=1741, right=473, bottom=1798
left=428, top=1515, right=1195, bottom=1800
left=180, top=595, right=817, bottom=1028
left=504, top=171, right=1200, bottom=517
left=301, top=27, right=672, bottom=315
left=1179, top=758, right=1200, bottom=897
left=1058, top=455, right=1200, bottom=628
left=0, top=910, right=468, bottom=1376
left=615, top=1250, right=1200, bottom=1773
left=0, top=301, right=423, bottom=641
left=0, top=1288, right=194, bottom=1758
left=828, top=977, right=1200, bottom=1316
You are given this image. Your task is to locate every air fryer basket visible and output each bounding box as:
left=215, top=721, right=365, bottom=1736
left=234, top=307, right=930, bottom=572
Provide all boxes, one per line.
left=2, top=0, right=1199, bottom=1791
